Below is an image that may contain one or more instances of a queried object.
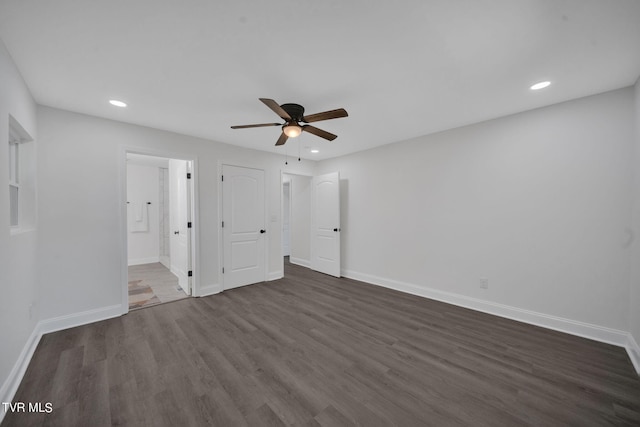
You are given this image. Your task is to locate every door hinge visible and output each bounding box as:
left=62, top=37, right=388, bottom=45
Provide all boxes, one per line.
left=188, top=270, right=193, bottom=277
left=187, top=172, right=191, bottom=179
left=222, top=267, right=225, bottom=274
left=221, top=221, right=224, bottom=228
left=221, top=175, right=224, bottom=182
left=187, top=222, right=192, bottom=228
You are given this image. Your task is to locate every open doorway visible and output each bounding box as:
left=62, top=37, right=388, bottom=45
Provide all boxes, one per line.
left=126, top=153, right=194, bottom=310
left=282, top=173, right=312, bottom=270
left=282, top=171, right=342, bottom=277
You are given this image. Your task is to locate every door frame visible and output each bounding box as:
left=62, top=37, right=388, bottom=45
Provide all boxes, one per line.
left=119, top=146, right=199, bottom=315
left=282, top=179, right=291, bottom=257
left=280, top=170, right=314, bottom=275
left=218, top=161, right=269, bottom=291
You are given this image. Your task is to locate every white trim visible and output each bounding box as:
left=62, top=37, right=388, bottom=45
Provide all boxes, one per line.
left=0, top=326, right=40, bottom=424
left=189, top=158, right=199, bottom=297
left=217, top=160, right=223, bottom=290
left=38, top=304, right=122, bottom=335
left=290, top=257, right=311, bottom=268
left=0, top=304, right=122, bottom=424
left=268, top=271, right=283, bottom=281
left=196, top=283, right=222, bottom=297
left=159, top=255, right=170, bottom=269
left=9, top=226, right=36, bottom=236
left=342, top=269, right=633, bottom=353
left=118, top=147, right=129, bottom=314
left=127, top=256, right=160, bottom=266
left=627, top=333, right=640, bottom=375
left=280, top=170, right=314, bottom=276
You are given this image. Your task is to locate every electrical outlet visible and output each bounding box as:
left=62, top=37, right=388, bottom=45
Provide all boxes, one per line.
left=480, top=278, right=489, bottom=289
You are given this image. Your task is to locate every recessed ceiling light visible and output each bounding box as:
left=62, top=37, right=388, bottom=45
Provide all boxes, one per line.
left=109, top=99, right=127, bottom=107
left=530, top=81, right=551, bottom=91
left=310, top=149, right=319, bottom=153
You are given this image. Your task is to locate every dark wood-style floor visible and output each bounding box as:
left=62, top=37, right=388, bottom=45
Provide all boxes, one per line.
left=3, top=261, right=640, bottom=426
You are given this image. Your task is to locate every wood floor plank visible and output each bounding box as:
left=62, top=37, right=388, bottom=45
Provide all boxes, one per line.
left=50, top=346, right=84, bottom=408
left=3, top=259, right=640, bottom=426
left=314, top=404, right=355, bottom=427
left=244, top=403, right=287, bottom=427
left=108, top=380, right=144, bottom=427
left=194, top=389, right=249, bottom=427
left=76, top=359, right=111, bottom=427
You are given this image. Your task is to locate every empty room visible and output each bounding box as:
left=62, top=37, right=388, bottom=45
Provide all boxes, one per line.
left=1, top=1, right=640, bottom=426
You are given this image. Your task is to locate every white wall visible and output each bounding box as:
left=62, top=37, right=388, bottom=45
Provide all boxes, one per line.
left=36, top=105, right=315, bottom=320
left=630, top=77, right=640, bottom=369
left=127, top=163, right=160, bottom=265
left=317, top=88, right=635, bottom=335
left=0, top=40, right=38, bottom=407
left=289, top=174, right=311, bottom=266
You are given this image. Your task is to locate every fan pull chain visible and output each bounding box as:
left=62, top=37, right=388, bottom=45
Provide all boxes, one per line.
left=298, top=139, right=301, bottom=161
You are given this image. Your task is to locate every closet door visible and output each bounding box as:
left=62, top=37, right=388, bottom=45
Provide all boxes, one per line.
left=222, top=164, right=266, bottom=290
left=311, top=172, right=340, bottom=277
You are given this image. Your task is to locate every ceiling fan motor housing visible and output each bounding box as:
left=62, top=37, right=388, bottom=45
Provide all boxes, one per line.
left=280, top=103, right=305, bottom=122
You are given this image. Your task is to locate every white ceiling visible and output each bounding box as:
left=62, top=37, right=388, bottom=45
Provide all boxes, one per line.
left=1, top=0, right=639, bottom=160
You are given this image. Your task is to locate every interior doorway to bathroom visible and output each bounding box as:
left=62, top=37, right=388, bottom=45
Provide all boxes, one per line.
left=125, top=153, right=194, bottom=310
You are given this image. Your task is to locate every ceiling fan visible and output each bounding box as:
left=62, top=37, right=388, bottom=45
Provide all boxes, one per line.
left=231, top=98, right=348, bottom=146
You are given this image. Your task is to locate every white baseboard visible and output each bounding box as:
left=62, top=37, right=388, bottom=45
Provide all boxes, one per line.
left=342, top=269, right=636, bottom=370
left=159, top=256, right=170, bottom=269
left=197, top=283, right=222, bottom=297
left=0, top=325, right=41, bottom=424
left=268, top=271, right=283, bottom=281
left=38, top=304, right=122, bottom=335
left=128, top=257, right=160, bottom=266
left=627, top=333, right=640, bottom=374
left=0, top=303, right=123, bottom=424
left=290, top=257, right=310, bottom=268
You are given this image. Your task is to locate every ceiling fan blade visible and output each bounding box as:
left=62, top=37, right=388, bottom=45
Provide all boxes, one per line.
left=302, top=108, right=348, bottom=123
left=302, top=125, right=337, bottom=141
left=275, top=132, right=289, bottom=146
left=260, top=98, right=292, bottom=121
left=231, top=122, right=282, bottom=129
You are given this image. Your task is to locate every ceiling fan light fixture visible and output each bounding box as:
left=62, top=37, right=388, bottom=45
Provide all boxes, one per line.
left=283, top=123, right=302, bottom=138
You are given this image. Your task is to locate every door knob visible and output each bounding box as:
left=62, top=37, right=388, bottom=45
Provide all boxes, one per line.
left=174, top=231, right=179, bottom=235
left=333, top=228, right=341, bottom=232
left=260, top=229, right=266, bottom=234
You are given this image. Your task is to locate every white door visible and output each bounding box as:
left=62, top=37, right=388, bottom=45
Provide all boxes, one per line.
left=311, top=172, right=341, bottom=277
left=169, top=159, right=191, bottom=294
left=223, top=165, right=266, bottom=290
left=282, top=182, right=291, bottom=257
